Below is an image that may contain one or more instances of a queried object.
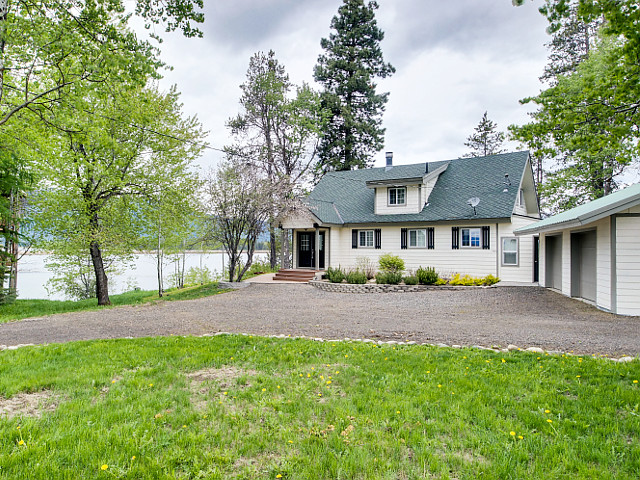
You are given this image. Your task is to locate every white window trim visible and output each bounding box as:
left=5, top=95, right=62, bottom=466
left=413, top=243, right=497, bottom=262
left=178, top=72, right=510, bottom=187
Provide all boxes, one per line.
left=518, top=189, right=525, bottom=207
left=388, top=187, right=406, bottom=206
left=461, top=227, right=481, bottom=248
left=358, top=229, right=375, bottom=248
left=408, top=228, right=427, bottom=248
left=501, top=236, right=519, bottom=266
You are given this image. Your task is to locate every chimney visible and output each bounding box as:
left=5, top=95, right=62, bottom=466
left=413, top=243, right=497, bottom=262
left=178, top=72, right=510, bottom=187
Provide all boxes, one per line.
left=385, top=151, right=393, bottom=169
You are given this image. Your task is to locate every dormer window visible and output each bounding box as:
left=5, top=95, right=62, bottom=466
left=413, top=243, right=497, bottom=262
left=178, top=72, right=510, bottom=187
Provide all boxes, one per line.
left=388, top=187, right=406, bottom=206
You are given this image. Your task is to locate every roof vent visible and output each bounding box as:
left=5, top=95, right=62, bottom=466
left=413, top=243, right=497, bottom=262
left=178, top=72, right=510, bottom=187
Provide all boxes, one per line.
left=385, top=151, right=393, bottom=171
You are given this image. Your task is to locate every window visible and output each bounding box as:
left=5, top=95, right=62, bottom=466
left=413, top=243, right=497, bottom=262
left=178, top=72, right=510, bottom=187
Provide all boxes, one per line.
left=518, top=189, right=525, bottom=207
left=408, top=229, right=427, bottom=248
left=300, top=235, right=310, bottom=251
left=461, top=228, right=481, bottom=247
left=359, top=230, right=374, bottom=248
left=388, top=187, right=406, bottom=206
left=502, top=237, right=519, bottom=265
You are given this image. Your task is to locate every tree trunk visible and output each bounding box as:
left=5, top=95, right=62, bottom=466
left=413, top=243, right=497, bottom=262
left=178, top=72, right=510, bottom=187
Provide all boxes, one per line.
left=89, top=240, right=110, bottom=305
left=156, top=219, right=164, bottom=297
left=269, top=223, right=277, bottom=269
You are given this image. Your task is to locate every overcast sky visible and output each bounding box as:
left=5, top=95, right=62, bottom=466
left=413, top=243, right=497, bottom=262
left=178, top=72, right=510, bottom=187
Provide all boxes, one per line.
left=148, top=0, right=552, bottom=171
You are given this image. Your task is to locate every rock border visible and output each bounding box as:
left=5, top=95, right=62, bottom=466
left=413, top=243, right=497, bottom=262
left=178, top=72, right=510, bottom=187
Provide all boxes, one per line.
left=309, top=280, right=489, bottom=294
left=1, top=335, right=636, bottom=363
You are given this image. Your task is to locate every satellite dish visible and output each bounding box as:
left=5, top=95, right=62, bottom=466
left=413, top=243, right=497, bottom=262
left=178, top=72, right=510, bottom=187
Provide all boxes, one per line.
left=467, top=197, right=480, bottom=215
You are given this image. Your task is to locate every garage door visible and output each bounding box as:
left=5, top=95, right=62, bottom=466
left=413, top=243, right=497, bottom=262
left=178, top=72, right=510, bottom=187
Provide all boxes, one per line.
left=545, top=235, right=562, bottom=290
left=571, top=230, right=596, bottom=302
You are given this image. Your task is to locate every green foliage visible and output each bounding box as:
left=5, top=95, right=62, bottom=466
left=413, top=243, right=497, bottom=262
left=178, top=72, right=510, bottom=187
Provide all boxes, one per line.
left=183, top=266, right=217, bottom=286
left=449, top=273, right=500, bottom=286
left=44, top=255, right=100, bottom=301
left=434, top=277, right=448, bottom=286
left=313, top=0, right=395, bottom=173
left=416, top=266, right=439, bottom=285
left=325, top=266, right=345, bottom=283
left=378, top=253, right=405, bottom=274
left=345, top=270, right=367, bottom=284
left=375, top=271, right=402, bottom=285
left=402, top=275, right=418, bottom=285
left=248, top=258, right=279, bottom=275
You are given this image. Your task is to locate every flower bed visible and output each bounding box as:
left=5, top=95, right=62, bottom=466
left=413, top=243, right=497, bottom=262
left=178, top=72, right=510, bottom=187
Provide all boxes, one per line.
left=309, top=280, right=475, bottom=293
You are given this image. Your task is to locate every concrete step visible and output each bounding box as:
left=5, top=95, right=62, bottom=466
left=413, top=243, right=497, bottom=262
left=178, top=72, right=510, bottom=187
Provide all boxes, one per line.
left=273, top=269, right=318, bottom=282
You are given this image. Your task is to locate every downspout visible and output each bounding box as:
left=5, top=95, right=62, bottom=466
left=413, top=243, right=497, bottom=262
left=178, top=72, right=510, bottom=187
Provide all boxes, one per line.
left=495, top=223, right=499, bottom=277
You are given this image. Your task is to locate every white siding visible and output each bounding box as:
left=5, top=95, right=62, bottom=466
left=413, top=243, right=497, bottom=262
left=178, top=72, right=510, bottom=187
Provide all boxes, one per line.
left=562, top=230, right=572, bottom=296
left=616, top=216, right=640, bottom=315
left=327, top=221, right=531, bottom=280
left=281, top=210, right=316, bottom=229
left=497, top=216, right=537, bottom=282
left=375, top=186, right=422, bottom=215
left=595, top=218, right=611, bottom=311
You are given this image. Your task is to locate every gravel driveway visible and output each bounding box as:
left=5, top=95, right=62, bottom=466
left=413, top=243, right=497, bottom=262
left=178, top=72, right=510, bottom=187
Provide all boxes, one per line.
left=1, top=284, right=639, bottom=356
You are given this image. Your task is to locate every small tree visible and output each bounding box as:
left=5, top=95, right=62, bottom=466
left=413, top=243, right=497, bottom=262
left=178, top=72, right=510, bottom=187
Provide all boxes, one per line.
left=463, top=112, right=506, bottom=158
left=204, top=161, right=280, bottom=283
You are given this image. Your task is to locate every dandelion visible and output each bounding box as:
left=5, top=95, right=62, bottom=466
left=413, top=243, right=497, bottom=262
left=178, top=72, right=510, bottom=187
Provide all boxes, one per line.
left=262, top=388, right=266, bottom=392
left=182, top=425, right=187, bottom=428
left=633, top=380, right=638, bottom=384
left=16, top=426, right=20, bottom=430
left=502, top=359, right=506, bottom=363
left=223, top=392, right=228, bottom=395
left=276, top=475, right=283, bottom=479
left=101, top=465, right=108, bottom=471
left=318, top=393, right=322, bottom=397
left=510, top=431, right=516, bottom=436
left=148, top=383, right=153, bottom=387
left=299, top=374, right=303, bottom=377
left=426, top=370, right=430, bottom=374
left=18, top=440, right=25, bottom=446
left=547, top=419, right=553, bottom=423
left=396, top=410, right=400, bottom=414
left=437, top=384, right=442, bottom=388
left=545, top=409, right=550, bottom=413
left=576, top=375, right=581, bottom=378
left=518, top=435, right=523, bottom=440
left=288, top=440, right=293, bottom=444
left=307, top=373, right=311, bottom=378
left=345, top=355, right=348, bottom=358
left=277, top=385, right=281, bottom=389
left=335, top=371, right=340, bottom=374
left=326, top=380, right=332, bottom=385
left=111, top=380, right=116, bottom=384
left=131, top=456, right=136, bottom=460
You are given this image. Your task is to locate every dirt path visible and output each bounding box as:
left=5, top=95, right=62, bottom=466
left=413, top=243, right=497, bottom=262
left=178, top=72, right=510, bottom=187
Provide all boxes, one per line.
left=1, top=284, right=639, bottom=356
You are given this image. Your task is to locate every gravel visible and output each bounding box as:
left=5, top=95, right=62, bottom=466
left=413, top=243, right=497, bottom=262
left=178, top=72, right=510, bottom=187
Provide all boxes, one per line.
left=1, top=284, right=639, bottom=356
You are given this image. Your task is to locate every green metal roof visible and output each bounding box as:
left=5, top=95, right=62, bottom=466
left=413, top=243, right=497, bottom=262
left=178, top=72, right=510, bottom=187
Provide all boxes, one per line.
left=306, top=151, right=532, bottom=225
left=515, top=182, right=640, bottom=235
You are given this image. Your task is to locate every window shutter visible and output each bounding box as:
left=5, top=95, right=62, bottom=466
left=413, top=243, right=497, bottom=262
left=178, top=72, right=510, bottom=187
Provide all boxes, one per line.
left=427, top=227, right=435, bottom=250
left=452, top=227, right=459, bottom=250
left=352, top=229, right=358, bottom=249
left=400, top=228, right=408, bottom=250
left=374, top=229, right=382, bottom=249
left=482, top=226, right=490, bottom=250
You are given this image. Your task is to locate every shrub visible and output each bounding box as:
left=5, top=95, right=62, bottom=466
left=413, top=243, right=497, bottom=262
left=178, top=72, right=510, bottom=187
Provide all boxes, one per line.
left=346, top=270, right=367, bottom=284
left=326, top=267, right=345, bottom=283
left=355, top=256, right=377, bottom=279
left=403, top=275, right=418, bottom=285
left=435, top=278, right=448, bottom=285
left=449, top=273, right=500, bottom=286
left=378, top=253, right=405, bottom=274
left=376, top=271, right=402, bottom=285
left=184, top=266, right=215, bottom=286
left=416, top=266, right=439, bottom=285
left=249, top=258, right=277, bottom=275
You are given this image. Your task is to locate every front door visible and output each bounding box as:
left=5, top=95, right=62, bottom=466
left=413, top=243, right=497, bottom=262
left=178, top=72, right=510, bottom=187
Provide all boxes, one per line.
left=297, top=232, right=314, bottom=268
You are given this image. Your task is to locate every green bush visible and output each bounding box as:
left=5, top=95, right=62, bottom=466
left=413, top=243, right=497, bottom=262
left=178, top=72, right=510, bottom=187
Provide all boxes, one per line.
left=326, top=267, right=345, bottom=283
left=346, top=270, right=367, bottom=284
left=403, top=275, right=418, bottom=285
left=416, top=266, right=439, bottom=285
left=435, top=278, right=448, bottom=285
left=378, top=253, right=405, bottom=273
left=483, top=274, right=500, bottom=286
left=375, top=271, right=402, bottom=285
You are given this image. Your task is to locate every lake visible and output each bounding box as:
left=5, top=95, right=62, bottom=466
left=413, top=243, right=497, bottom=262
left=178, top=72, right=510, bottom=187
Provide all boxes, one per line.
left=14, top=251, right=268, bottom=300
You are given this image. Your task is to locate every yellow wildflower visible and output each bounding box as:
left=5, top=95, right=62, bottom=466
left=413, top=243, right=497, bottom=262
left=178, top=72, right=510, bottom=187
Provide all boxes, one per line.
left=101, top=465, right=108, bottom=471
left=510, top=431, right=516, bottom=436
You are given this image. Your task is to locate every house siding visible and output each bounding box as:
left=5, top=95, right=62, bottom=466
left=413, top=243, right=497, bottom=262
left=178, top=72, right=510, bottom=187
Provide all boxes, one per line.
left=375, top=186, right=422, bottom=215
left=327, top=220, right=536, bottom=280
left=616, top=215, right=640, bottom=315
left=595, top=217, right=611, bottom=311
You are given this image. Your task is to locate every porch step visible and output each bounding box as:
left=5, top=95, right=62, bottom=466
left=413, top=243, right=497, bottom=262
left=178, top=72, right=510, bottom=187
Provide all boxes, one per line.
left=273, top=269, right=319, bottom=282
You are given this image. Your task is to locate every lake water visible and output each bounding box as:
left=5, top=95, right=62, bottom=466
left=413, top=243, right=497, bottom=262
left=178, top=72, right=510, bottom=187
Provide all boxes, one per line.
left=15, top=251, right=268, bottom=300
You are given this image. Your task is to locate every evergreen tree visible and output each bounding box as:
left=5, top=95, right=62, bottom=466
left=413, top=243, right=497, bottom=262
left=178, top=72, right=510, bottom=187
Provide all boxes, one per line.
left=314, top=0, right=394, bottom=173
left=463, top=112, right=506, bottom=158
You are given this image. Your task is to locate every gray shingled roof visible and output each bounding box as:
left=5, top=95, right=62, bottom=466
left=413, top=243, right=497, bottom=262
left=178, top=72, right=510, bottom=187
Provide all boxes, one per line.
left=306, top=151, right=531, bottom=225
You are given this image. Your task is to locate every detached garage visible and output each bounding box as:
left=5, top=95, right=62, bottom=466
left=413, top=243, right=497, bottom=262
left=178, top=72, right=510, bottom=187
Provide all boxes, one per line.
left=515, top=183, right=640, bottom=316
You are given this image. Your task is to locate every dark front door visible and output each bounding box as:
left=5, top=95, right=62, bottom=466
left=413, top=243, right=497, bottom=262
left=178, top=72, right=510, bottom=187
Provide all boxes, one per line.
left=297, top=232, right=314, bottom=268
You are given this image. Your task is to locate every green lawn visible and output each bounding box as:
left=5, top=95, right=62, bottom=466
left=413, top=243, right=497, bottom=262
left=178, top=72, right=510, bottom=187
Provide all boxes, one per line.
left=0, top=335, right=638, bottom=479
left=0, top=283, right=227, bottom=323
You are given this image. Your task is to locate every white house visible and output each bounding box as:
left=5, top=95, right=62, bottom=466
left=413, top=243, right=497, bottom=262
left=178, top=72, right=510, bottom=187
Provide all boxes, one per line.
left=515, top=182, right=640, bottom=316
left=281, top=151, right=541, bottom=282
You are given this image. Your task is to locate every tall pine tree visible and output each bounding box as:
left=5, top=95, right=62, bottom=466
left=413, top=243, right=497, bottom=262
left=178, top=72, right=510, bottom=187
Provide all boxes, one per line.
left=463, top=112, right=506, bottom=158
left=314, top=0, right=394, bottom=173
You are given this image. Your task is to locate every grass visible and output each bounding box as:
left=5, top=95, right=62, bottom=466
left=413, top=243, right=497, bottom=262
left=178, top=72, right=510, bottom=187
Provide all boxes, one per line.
left=0, top=283, right=227, bottom=323
left=0, top=335, right=638, bottom=479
